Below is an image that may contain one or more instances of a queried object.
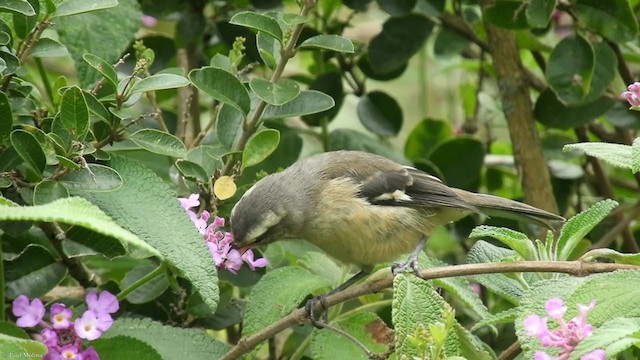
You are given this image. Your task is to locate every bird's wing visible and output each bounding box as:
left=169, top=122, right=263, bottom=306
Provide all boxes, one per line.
left=352, top=166, right=477, bottom=211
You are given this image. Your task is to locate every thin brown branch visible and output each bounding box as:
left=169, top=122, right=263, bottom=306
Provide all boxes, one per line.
left=497, top=341, right=521, bottom=360
left=221, top=261, right=637, bottom=360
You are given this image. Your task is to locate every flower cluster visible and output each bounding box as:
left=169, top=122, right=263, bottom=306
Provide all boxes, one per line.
left=179, top=193, right=267, bottom=273
left=12, top=291, right=119, bottom=360
left=523, top=298, right=604, bottom=360
left=621, top=82, right=640, bottom=107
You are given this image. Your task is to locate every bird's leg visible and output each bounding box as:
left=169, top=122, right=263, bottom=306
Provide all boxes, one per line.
left=305, top=268, right=372, bottom=329
left=392, top=235, right=427, bottom=278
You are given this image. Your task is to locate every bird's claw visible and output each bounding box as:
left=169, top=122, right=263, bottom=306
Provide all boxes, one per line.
left=391, top=258, right=423, bottom=278
left=304, top=295, right=329, bottom=329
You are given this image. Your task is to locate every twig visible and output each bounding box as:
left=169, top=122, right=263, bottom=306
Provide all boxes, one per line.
left=497, top=341, right=521, bottom=360
left=190, top=102, right=221, bottom=149
left=220, top=261, right=638, bottom=360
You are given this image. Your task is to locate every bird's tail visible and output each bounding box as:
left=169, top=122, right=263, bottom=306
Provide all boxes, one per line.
left=453, top=189, right=565, bottom=227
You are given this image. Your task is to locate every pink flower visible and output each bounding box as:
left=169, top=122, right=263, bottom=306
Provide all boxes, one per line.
left=622, top=82, right=640, bottom=106
left=40, top=328, right=58, bottom=348
left=74, top=310, right=112, bottom=341
left=81, top=347, right=99, bottom=360
left=545, top=298, right=567, bottom=320
left=580, top=349, right=605, bottom=360
left=535, top=351, right=553, bottom=360
left=59, top=344, right=81, bottom=359
left=50, top=304, right=73, bottom=330
left=524, top=315, right=548, bottom=337
left=242, top=249, right=268, bottom=270
left=86, top=291, right=119, bottom=317
left=141, top=15, right=158, bottom=27
left=178, top=193, right=200, bottom=210
left=12, top=295, right=45, bottom=328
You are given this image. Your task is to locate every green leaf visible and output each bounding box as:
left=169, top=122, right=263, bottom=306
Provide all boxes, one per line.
left=189, top=66, right=251, bottom=115
left=0, top=91, right=12, bottom=144
left=469, top=225, right=536, bottom=260
left=33, top=180, right=69, bottom=205
left=0, top=0, right=35, bottom=15
left=571, top=317, right=640, bottom=359
left=52, top=0, right=118, bottom=17
left=377, top=0, right=417, bottom=16
left=92, top=335, right=162, bottom=360
left=129, top=129, right=188, bottom=158
left=563, top=141, right=633, bottom=170
left=357, top=91, right=403, bottom=137
left=56, top=0, right=141, bottom=87
left=229, top=11, right=283, bottom=42
left=249, top=78, right=300, bottom=106
left=104, top=318, right=230, bottom=359
left=580, top=248, right=640, bottom=265
left=257, top=31, right=280, bottom=69
left=428, top=137, right=485, bottom=191
left=0, top=196, right=159, bottom=256
left=30, top=38, right=68, bottom=57
left=0, top=334, right=47, bottom=358
left=64, top=226, right=126, bottom=259
left=263, top=90, right=335, bottom=119
left=526, top=0, right=557, bottom=28
left=484, top=0, right=529, bottom=29
left=216, top=104, right=244, bottom=150
left=242, top=129, right=280, bottom=168
left=633, top=137, right=640, bottom=174
left=10, top=129, right=46, bottom=176
left=73, top=156, right=219, bottom=312
left=535, top=89, right=614, bottom=129
left=4, top=244, right=67, bottom=298
left=58, top=164, right=123, bottom=192
left=369, top=14, right=433, bottom=73
left=12, top=0, right=38, bottom=39
left=471, top=308, right=517, bottom=332
left=555, top=199, right=618, bottom=260
left=467, top=241, right=524, bottom=304
left=301, top=71, right=344, bottom=126
left=329, top=128, right=409, bottom=164
left=582, top=42, right=617, bottom=103
left=311, top=312, right=392, bottom=360
left=175, top=160, right=209, bottom=183
left=574, top=0, right=639, bottom=42
left=60, top=86, right=89, bottom=139
left=187, top=144, right=225, bottom=176
left=393, top=274, right=461, bottom=358
left=129, top=74, right=190, bottom=94
left=83, top=53, right=118, bottom=88
left=243, top=267, right=330, bottom=336
left=545, top=34, right=595, bottom=105
left=299, top=34, right=355, bottom=53
left=121, top=265, right=169, bottom=304
left=404, top=118, right=453, bottom=161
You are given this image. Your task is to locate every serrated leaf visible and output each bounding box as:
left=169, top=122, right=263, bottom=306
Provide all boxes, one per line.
left=264, top=89, right=335, bottom=119
left=52, top=0, right=118, bottom=17
left=467, top=241, right=524, bottom=304
left=242, top=129, right=280, bottom=168
left=249, top=78, right=300, bottom=106
left=300, top=34, right=355, bottom=53
left=213, top=176, right=236, bottom=200
left=393, top=274, right=461, bottom=357
left=546, top=34, right=595, bottom=105
left=30, top=37, right=68, bottom=57
left=129, top=73, right=190, bottom=94
left=0, top=0, right=35, bottom=15
left=469, top=225, right=536, bottom=260
left=60, top=86, right=89, bottom=139
left=83, top=53, right=118, bottom=88
left=0, top=334, right=47, bottom=358
left=103, top=318, right=230, bottom=359
left=471, top=308, right=517, bottom=332
left=229, top=11, right=283, bottom=42
left=121, top=265, right=169, bottom=304
left=58, top=164, right=123, bottom=192
left=92, top=335, right=162, bottom=360
left=72, top=156, right=219, bottom=312
left=64, top=226, right=126, bottom=259
left=571, top=317, right=640, bottom=359
left=4, top=244, right=67, bottom=298
left=0, top=197, right=159, bottom=257
left=555, top=199, right=618, bottom=260
left=129, top=129, right=187, bottom=158
left=564, top=141, right=633, bottom=171
left=57, top=0, right=141, bottom=88
left=580, top=248, right=640, bottom=265
left=189, top=67, right=251, bottom=115
left=243, top=266, right=330, bottom=336
left=10, top=129, right=46, bottom=176
left=311, top=312, right=392, bottom=360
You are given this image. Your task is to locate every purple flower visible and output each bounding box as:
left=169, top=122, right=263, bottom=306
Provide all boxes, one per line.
left=81, top=346, right=99, bottom=360
left=622, top=82, right=640, bottom=106
left=141, top=15, right=158, bottom=27
left=40, top=328, right=58, bottom=348
left=74, top=310, right=112, bottom=341
left=50, top=304, right=73, bottom=330
left=12, top=295, right=45, bottom=327
left=59, top=344, right=81, bottom=359
left=86, top=291, right=118, bottom=317
left=178, top=193, right=200, bottom=210
left=242, top=249, right=268, bottom=270
left=523, top=298, right=604, bottom=360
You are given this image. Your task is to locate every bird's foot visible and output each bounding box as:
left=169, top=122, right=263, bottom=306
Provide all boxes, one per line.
left=304, top=295, right=330, bottom=329
left=391, top=258, right=423, bottom=278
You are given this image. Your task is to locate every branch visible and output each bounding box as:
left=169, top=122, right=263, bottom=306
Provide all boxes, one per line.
left=221, top=261, right=637, bottom=360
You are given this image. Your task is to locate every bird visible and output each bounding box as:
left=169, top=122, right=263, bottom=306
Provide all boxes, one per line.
left=229, top=150, right=563, bottom=322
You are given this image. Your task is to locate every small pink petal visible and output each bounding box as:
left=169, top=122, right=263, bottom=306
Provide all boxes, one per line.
left=534, top=351, right=553, bottom=360
left=545, top=298, right=567, bottom=319
left=580, top=349, right=605, bottom=360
